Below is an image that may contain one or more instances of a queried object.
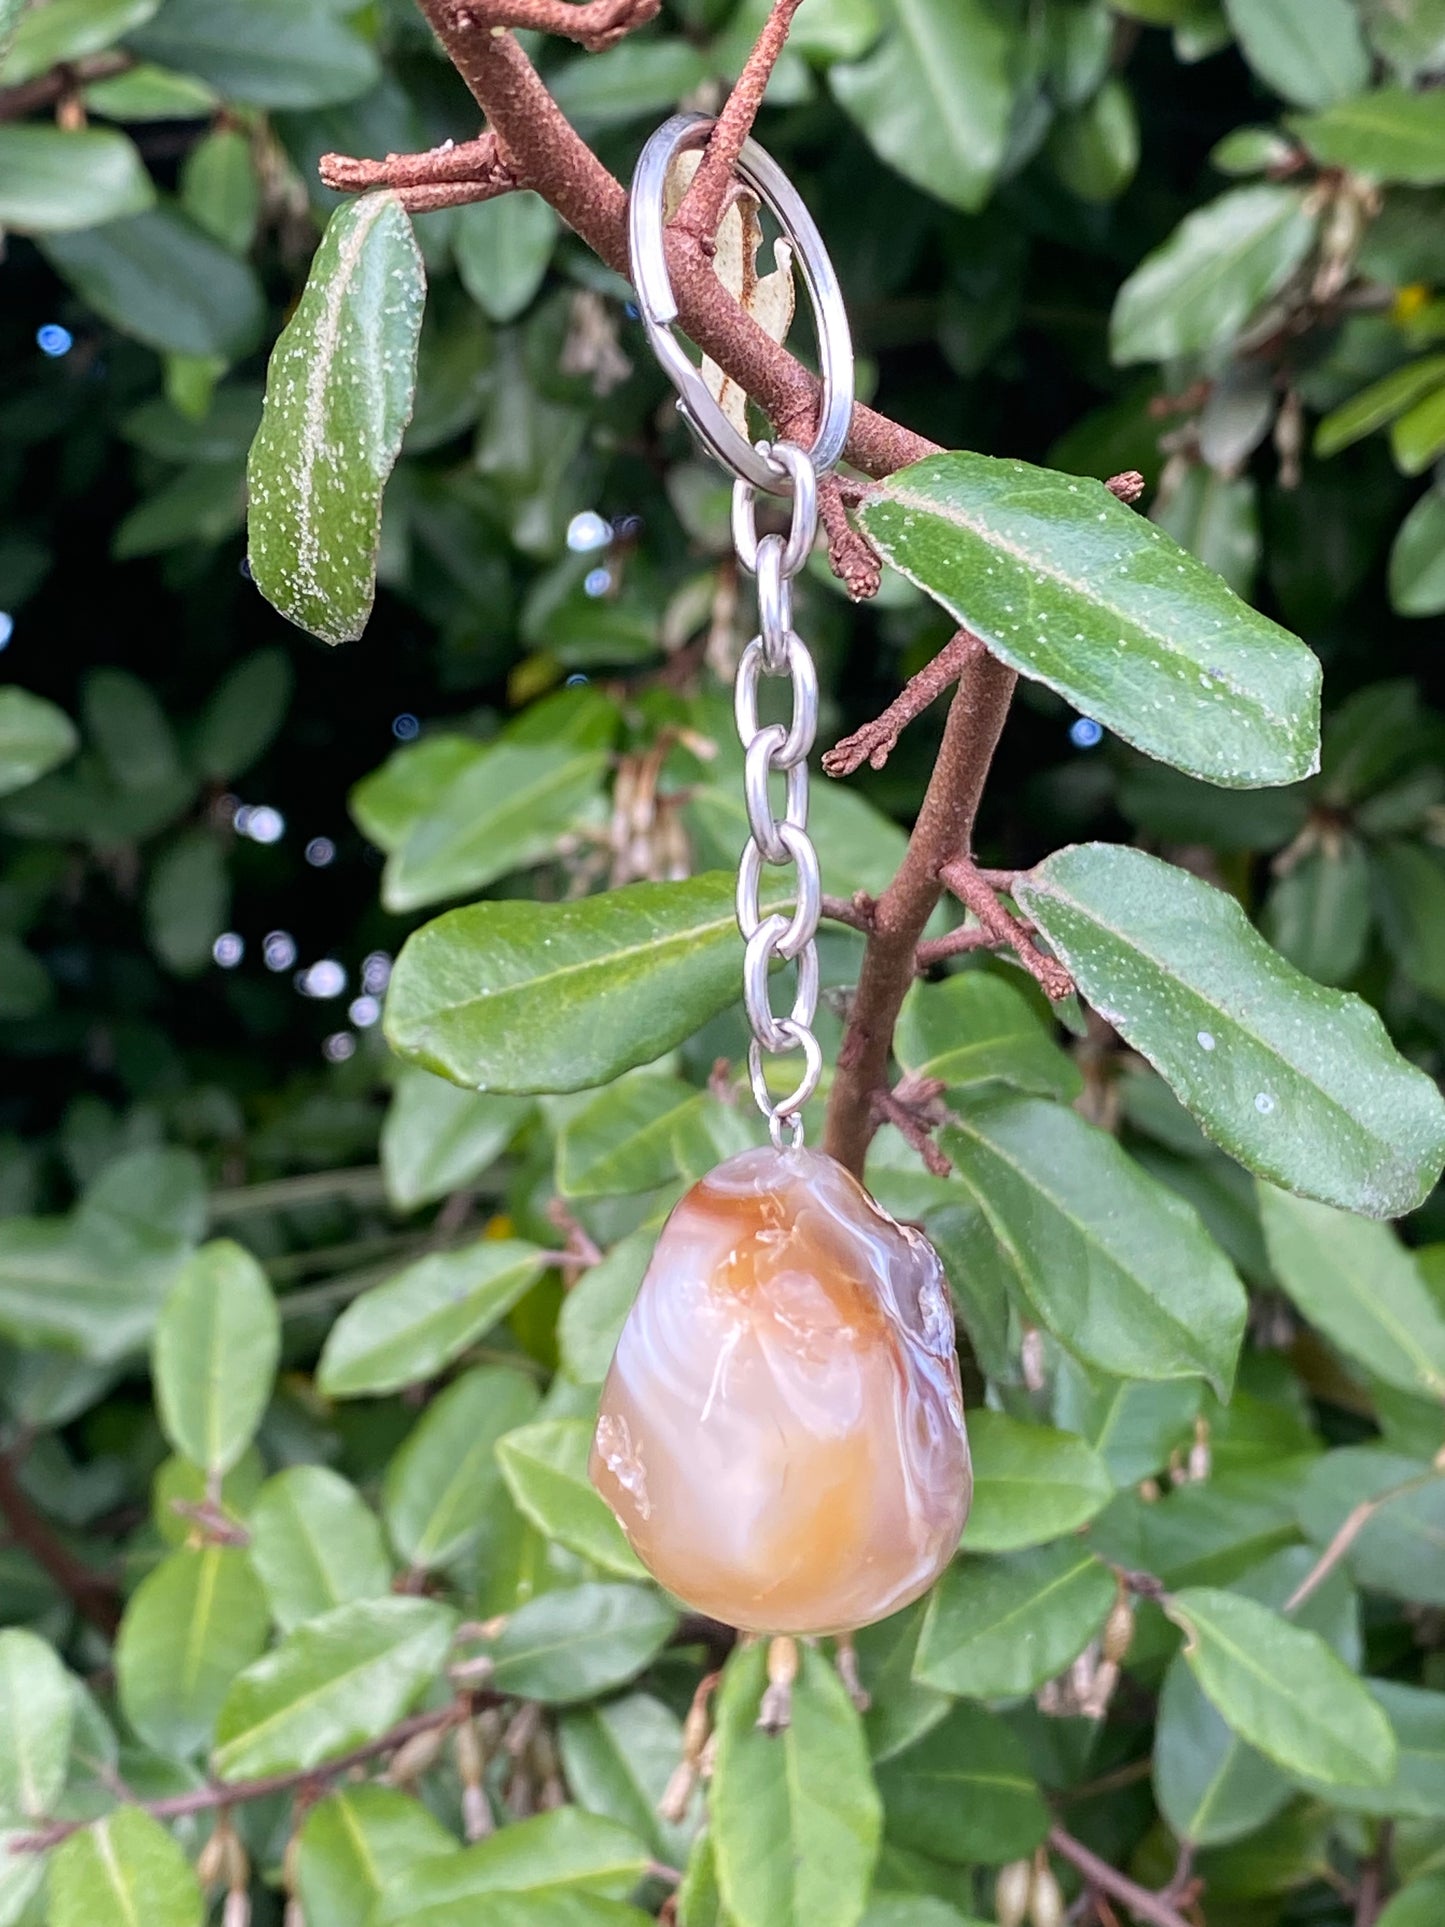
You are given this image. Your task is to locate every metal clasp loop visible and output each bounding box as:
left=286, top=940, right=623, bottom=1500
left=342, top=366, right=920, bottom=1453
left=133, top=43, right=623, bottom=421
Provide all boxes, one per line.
left=627, top=111, right=855, bottom=494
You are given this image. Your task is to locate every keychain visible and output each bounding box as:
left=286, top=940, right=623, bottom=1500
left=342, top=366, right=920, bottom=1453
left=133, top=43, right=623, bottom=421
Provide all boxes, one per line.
left=589, top=114, right=971, bottom=1636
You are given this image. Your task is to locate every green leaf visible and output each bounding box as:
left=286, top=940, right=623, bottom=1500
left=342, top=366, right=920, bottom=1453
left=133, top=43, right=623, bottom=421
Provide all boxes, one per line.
left=248, top=1465, right=393, bottom=1631
left=297, top=1786, right=457, bottom=1927
left=1167, top=1585, right=1397, bottom=1785
left=1110, top=185, right=1318, bottom=365
left=1046, top=78, right=1140, bottom=204
left=1089, top=1461, right=1307, bottom=1590
left=496, top=1418, right=645, bottom=1579
left=960, top=1409, right=1113, bottom=1551
left=213, top=1595, right=455, bottom=1781
left=128, top=0, right=380, bottom=107
left=116, top=1545, right=270, bottom=1759
left=1297, top=1448, right=1445, bottom=1606
left=1298, top=1679, right=1445, bottom=1818
left=191, top=647, right=292, bottom=780
left=319, top=1239, right=545, bottom=1397
left=853, top=1603, right=950, bottom=1766
left=382, top=742, right=608, bottom=912
left=85, top=62, right=219, bottom=120
left=153, top=1239, right=279, bottom=1475
left=914, top=1543, right=1116, bottom=1697
left=1153, top=1543, right=1359, bottom=1846
left=1, top=0, right=158, bottom=83
left=1380, top=1877, right=1445, bottom=1927
left=144, top=829, right=228, bottom=975
left=548, top=38, right=709, bottom=128
left=454, top=192, right=558, bottom=324
left=0, top=1629, right=72, bottom=1817
left=1291, top=88, right=1445, bottom=184
left=0, top=125, right=153, bottom=234
left=873, top=1703, right=1048, bottom=1867
left=381, top=1068, right=532, bottom=1214
left=558, top=1693, right=697, bottom=1867
left=1375, top=838, right=1445, bottom=999
left=893, top=972, right=1081, bottom=1101
left=1392, top=486, right=1445, bottom=614
left=941, top=1097, right=1247, bottom=1394
left=383, top=1366, right=540, bottom=1571
left=857, top=454, right=1320, bottom=787
left=1053, top=1359, right=1202, bottom=1486
left=351, top=734, right=487, bottom=853
left=831, top=0, right=1018, bottom=213
left=559, top=1231, right=652, bottom=1386
left=711, top=1640, right=880, bottom=1927
left=375, top=1896, right=652, bottom=1927
left=473, top=1581, right=677, bottom=1704
left=1393, top=378, right=1445, bottom=473
left=386, top=873, right=789, bottom=1096
left=1262, top=838, right=1372, bottom=986
left=248, top=193, right=425, bottom=646
left=1017, top=843, right=1445, bottom=1217
left=1222, top=0, right=1369, bottom=107
left=1152, top=467, right=1260, bottom=599
left=373, top=1808, right=650, bottom=1918
left=558, top=1073, right=701, bottom=1198
left=49, top=1808, right=202, bottom=1927
left=180, top=126, right=258, bottom=254
left=42, top=206, right=262, bottom=359
left=1316, top=355, right=1445, bottom=457
left=1258, top=1188, right=1445, bottom=1398
left=0, top=687, right=76, bottom=799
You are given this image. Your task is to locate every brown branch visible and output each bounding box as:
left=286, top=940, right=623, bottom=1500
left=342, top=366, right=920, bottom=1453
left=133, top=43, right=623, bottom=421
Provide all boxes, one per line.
left=1354, top=1823, right=1394, bottom=1927
left=0, top=50, right=130, bottom=121
left=1048, top=1828, right=1193, bottom=1927
left=824, top=629, right=983, bottom=777
left=0, top=1447, right=120, bottom=1638
left=13, top=1699, right=490, bottom=1853
left=912, top=924, right=998, bottom=972
left=458, top=0, right=660, bottom=51
left=823, top=651, right=1017, bottom=1174
left=321, top=132, right=516, bottom=193
left=672, top=0, right=807, bottom=250
left=1285, top=1466, right=1443, bottom=1613
left=940, top=857, right=1073, bottom=1003
left=872, top=1079, right=951, bottom=1177
left=820, top=892, right=876, bottom=935
left=818, top=476, right=882, bottom=600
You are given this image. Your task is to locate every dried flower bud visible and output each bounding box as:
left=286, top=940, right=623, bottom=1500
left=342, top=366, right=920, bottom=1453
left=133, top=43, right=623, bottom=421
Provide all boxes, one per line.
left=387, top=1723, right=448, bottom=1787
left=1103, top=1595, right=1136, bottom=1666
left=995, top=1859, right=1033, bottom=1927
left=1029, top=1865, right=1065, bottom=1927
left=222, top=1888, right=251, bottom=1927
left=658, top=1759, right=698, bottom=1825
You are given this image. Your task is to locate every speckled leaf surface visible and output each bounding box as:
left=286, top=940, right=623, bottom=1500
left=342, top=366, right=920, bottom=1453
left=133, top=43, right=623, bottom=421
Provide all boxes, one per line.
left=858, top=453, right=1320, bottom=787
left=247, top=192, right=424, bottom=645
left=1017, top=844, right=1445, bottom=1217
left=385, top=873, right=787, bottom=1095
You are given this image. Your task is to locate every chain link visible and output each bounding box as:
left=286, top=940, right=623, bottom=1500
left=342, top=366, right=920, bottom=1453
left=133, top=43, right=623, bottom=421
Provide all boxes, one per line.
left=732, top=442, right=825, bottom=1147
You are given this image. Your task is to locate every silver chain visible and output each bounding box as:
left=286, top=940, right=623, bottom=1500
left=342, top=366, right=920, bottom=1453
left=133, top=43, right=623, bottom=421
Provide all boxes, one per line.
left=732, top=441, right=823, bottom=1149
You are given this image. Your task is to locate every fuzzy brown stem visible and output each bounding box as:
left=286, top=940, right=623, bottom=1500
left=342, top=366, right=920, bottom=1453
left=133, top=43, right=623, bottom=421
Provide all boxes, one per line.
left=823, top=651, right=1017, bottom=1175
left=673, top=0, right=807, bottom=249
left=823, top=629, right=983, bottom=777
left=940, top=857, right=1073, bottom=1002
left=1048, top=1828, right=1193, bottom=1927
left=0, top=1448, right=120, bottom=1638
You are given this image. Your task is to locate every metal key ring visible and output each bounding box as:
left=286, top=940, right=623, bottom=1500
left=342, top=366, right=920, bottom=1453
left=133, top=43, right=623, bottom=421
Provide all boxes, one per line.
left=628, top=111, right=855, bottom=495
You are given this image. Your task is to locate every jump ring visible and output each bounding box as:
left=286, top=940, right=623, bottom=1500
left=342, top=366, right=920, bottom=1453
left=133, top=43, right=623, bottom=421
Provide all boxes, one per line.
left=743, top=922, right=819, bottom=1049
left=744, top=726, right=807, bottom=863
left=734, top=635, right=818, bottom=769
left=736, top=827, right=820, bottom=960
left=732, top=442, right=820, bottom=576
left=748, top=1024, right=824, bottom=1119
left=756, top=537, right=792, bottom=671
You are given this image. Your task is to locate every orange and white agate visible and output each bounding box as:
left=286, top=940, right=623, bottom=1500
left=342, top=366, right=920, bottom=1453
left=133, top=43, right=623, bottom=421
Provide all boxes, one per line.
left=589, top=1145, right=971, bottom=1634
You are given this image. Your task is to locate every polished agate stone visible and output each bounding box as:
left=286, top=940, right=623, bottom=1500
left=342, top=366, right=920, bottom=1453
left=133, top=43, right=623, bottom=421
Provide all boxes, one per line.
left=589, top=1145, right=971, bottom=1634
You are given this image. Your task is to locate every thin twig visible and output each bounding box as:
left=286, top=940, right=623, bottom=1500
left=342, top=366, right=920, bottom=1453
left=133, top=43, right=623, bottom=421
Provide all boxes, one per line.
left=319, top=131, right=520, bottom=208
left=820, top=892, right=876, bottom=935
left=0, top=50, right=130, bottom=121
left=939, top=857, right=1073, bottom=1002
left=13, top=1699, right=494, bottom=1853
left=672, top=0, right=808, bottom=249
left=1354, top=1822, right=1395, bottom=1927
left=823, top=629, right=983, bottom=777
left=1285, top=1466, right=1443, bottom=1613
left=818, top=475, right=883, bottom=599
left=1048, top=1828, right=1192, bottom=1927
left=872, top=1081, right=951, bottom=1177
left=0, top=1446, right=120, bottom=1638
left=912, top=924, right=998, bottom=972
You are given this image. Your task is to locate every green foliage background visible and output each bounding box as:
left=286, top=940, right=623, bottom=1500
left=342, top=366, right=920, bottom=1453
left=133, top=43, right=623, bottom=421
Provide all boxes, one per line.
left=3, top=0, right=1445, bottom=1923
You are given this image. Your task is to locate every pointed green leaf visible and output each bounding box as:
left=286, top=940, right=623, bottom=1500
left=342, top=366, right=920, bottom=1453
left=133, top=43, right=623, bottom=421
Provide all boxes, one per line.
left=191, top=647, right=292, bottom=781
left=0, top=1629, right=72, bottom=1817
left=385, top=873, right=788, bottom=1096
left=1, top=0, right=159, bottom=84
left=474, top=1582, right=677, bottom=1704
left=381, top=1068, right=532, bottom=1214
left=373, top=1808, right=650, bottom=1919
left=914, top=1543, right=1116, bottom=1697
left=49, top=1809, right=202, bottom=1927
left=0, top=686, right=77, bottom=799
left=858, top=454, right=1320, bottom=787
left=247, top=1466, right=393, bottom=1631
left=1316, top=356, right=1445, bottom=458
left=41, top=208, right=264, bottom=359
left=247, top=193, right=425, bottom=645
left=297, top=1786, right=457, bottom=1927
left=960, top=1409, right=1113, bottom=1552
left=116, top=1546, right=270, bottom=1759
left=1017, top=843, right=1445, bottom=1217
left=1391, top=485, right=1445, bottom=616
left=1110, top=185, right=1318, bottom=365
left=1167, top=1585, right=1397, bottom=1786
left=383, top=1366, right=540, bottom=1571
left=1296, top=1448, right=1445, bottom=1606
left=1291, top=88, right=1445, bottom=184
left=558, top=1693, right=697, bottom=1867
left=712, top=1641, right=880, bottom=1927
left=153, top=1238, right=279, bottom=1474
left=831, top=0, right=1017, bottom=212
left=1258, top=1189, right=1445, bottom=1397
left=454, top=191, right=558, bottom=324
left=941, top=1097, right=1247, bottom=1393
left=559, top=1231, right=653, bottom=1386
left=318, top=1239, right=546, bottom=1397
left=496, top=1418, right=646, bottom=1579
left=213, top=1596, right=455, bottom=1781
left=0, top=125, right=153, bottom=234
left=1296, top=1679, right=1445, bottom=1818
left=874, top=1703, right=1048, bottom=1868
left=893, top=973, right=1082, bottom=1101
left=558, top=1074, right=700, bottom=1198
left=1222, top=0, right=1369, bottom=107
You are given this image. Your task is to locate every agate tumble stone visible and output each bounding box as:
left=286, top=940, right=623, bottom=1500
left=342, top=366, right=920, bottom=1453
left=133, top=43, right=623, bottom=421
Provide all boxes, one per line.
left=589, top=1145, right=971, bottom=1634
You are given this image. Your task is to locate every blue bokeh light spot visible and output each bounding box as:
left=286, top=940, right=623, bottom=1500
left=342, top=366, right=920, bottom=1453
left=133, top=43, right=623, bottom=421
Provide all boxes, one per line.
left=392, top=713, right=420, bottom=741
left=0, top=613, right=12, bottom=651
left=1070, top=717, right=1104, bottom=749
left=37, top=324, right=73, bottom=358
left=584, top=567, right=612, bottom=598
